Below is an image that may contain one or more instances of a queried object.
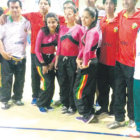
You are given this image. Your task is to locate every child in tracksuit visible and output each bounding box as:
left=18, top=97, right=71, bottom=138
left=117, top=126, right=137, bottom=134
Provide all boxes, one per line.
left=74, top=7, right=99, bottom=123
left=96, top=0, right=118, bottom=116
left=35, top=13, right=59, bottom=112
left=55, top=5, right=84, bottom=115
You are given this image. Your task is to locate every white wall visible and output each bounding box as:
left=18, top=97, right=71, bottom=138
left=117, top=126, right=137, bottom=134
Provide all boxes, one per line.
left=0, top=0, right=65, bottom=14
left=1, top=0, right=140, bottom=16
left=79, top=0, right=140, bottom=15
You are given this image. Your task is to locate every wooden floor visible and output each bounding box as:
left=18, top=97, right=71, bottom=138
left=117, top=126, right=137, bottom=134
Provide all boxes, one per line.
left=0, top=100, right=137, bottom=140
left=0, top=47, right=137, bottom=140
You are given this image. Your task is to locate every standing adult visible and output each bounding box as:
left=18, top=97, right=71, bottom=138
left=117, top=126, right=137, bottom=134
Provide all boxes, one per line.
left=0, top=0, right=30, bottom=109
left=108, top=0, right=140, bottom=129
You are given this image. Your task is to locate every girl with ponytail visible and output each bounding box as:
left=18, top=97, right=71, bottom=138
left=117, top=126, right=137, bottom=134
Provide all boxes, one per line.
left=74, top=7, right=99, bottom=123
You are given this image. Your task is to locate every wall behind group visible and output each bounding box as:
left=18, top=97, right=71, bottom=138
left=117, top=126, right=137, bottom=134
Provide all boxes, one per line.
left=79, top=0, right=140, bottom=15
left=0, top=0, right=140, bottom=16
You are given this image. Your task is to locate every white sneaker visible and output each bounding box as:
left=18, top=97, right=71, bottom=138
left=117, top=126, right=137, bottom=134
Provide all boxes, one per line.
left=129, top=130, right=140, bottom=138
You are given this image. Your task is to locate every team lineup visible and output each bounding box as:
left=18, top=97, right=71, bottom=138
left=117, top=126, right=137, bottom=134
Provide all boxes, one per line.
left=0, top=0, right=140, bottom=138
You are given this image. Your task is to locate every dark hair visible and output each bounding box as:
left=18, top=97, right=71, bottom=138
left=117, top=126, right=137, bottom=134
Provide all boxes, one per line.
left=0, top=7, right=4, bottom=16
left=103, top=0, right=117, bottom=8
left=41, top=12, right=59, bottom=35
left=38, top=0, right=51, bottom=6
left=7, top=0, right=22, bottom=8
left=68, top=6, right=77, bottom=13
left=63, top=1, right=75, bottom=7
left=81, top=7, right=98, bottom=45
left=84, top=7, right=98, bottom=29
left=63, top=1, right=77, bottom=13
left=103, top=0, right=117, bottom=11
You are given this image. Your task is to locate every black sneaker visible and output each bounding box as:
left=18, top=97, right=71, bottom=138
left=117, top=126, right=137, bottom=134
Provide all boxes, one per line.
left=108, top=111, right=114, bottom=116
left=13, top=100, right=24, bottom=106
left=95, top=109, right=108, bottom=115
left=66, top=108, right=76, bottom=115
left=95, top=109, right=109, bottom=119
left=61, top=106, right=68, bottom=114
left=53, top=100, right=62, bottom=107
left=1, top=102, right=10, bottom=110
left=107, top=121, right=125, bottom=129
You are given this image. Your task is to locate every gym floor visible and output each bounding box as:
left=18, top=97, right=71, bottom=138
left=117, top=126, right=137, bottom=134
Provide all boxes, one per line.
left=0, top=47, right=136, bottom=140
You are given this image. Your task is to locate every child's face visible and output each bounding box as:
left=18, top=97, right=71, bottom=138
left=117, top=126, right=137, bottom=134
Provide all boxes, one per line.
left=39, top=0, right=50, bottom=14
left=105, top=0, right=115, bottom=14
left=122, top=0, right=137, bottom=12
left=46, top=17, right=58, bottom=33
left=81, top=11, right=95, bottom=27
left=64, top=8, right=76, bottom=24
left=63, top=3, right=74, bottom=16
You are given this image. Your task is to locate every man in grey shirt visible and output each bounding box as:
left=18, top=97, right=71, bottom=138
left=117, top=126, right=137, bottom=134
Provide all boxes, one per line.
left=0, top=0, right=30, bottom=109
